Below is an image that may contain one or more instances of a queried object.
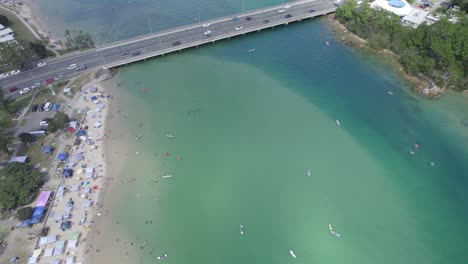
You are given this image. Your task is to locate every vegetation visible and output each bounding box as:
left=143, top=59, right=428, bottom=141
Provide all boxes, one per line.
left=0, top=134, right=12, bottom=154
left=335, top=1, right=468, bottom=92
left=64, top=29, right=94, bottom=50
left=45, top=112, right=70, bottom=133
left=29, top=42, right=47, bottom=59
left=0, top=14, right=9, bottom=26
left=16, top=206, right=34, bottom=221
left=451, top=0, right=468, bottom=12
left=0, top=163, right=43, bottom=209
left=18, top=133, right=35, bottom=144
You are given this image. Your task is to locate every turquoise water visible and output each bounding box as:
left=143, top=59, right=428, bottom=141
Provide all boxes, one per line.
left=34, top=0, right=468, bottom=263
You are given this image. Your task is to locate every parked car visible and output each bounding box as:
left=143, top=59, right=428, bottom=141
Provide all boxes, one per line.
left=53, top=103, right=61, bottom=111
left=19, top=87, right=30, bottom=95
left=8, top=87, right=18, bottom=93
left=38, top=103, right=45, bottom=112
left=284, top=4, right=291, bottom=8
left=10, top=70, right=20, bottom=75
left=172, top=41, right=181, bottom=46
left=40, top=121, right=48, bottom=127
left=0, top=73, right=9, bottom=79
left=31, top=105, right=39, bottom=112
left=202, top=23, right=211, bottom=27
left=37, top=62, right=46, bottom=67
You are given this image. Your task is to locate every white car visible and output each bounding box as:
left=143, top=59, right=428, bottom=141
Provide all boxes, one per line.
left=19, top=87, right=30, bottom=95
left=37, top=62, right=46, bottom=67
left=67, top=64, right=77, bottom=70
left=204, top=30, right=212, bottom=35
left=235, top=26, right=243, bottom=30
left=278, top=9, right=285, bottom=12
left=10, top=70, right=20, bottom=75
left=0, top=73, right=9, bottom=79
left=284, top=5, right=291, bottom=8
left=202, top=23, right=211, bottom=27
left=40, top=121, right=48, bottom=127
left=32, top=82, right=41, bottom=89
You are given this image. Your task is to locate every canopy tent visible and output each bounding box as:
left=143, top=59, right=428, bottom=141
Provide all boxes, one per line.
left=85, top=167, right=94, bottom=173
left=71, top=232, right=81, bottom=240
left=55, top=215, right=63, bottom=222
left=56, top=187, right=65, bottom=198
left=28, top=256, right=38, bottom=264
left=57, top=153, right=68, bottom=162
left=39, top=236, right=48, bottom=246
left=97, top=103, right=105, bottom=109
left=81, top=181, right=90, bottom=186
left=65, top=257, right=75, bottom=264
left=75, top=154, right=84, bottom=161
left=42, top=146, right=54, bottom=154
left=47, top=235, right=57, bottom=244
left=77, top=168, right=84, bottom=174
left=66, top=239, right=77, bottom=249
left=30, top=206, right=46, bottom=224
left=67, top=161, right=76, bottom=167
left=71, top=185, right=80, bottom=191
left=36, top=191, right=51, bottom=207
left=52, top=247, right=63, bottom=256
left=62, top=169, right=73, bottom=178
left=90, top=96, right=98, bottom=101
left=32, top=249, right=42, bottom=257
left=64, top=205, right=73, bottom=213
left=90, top=86, right=97, bottom=92
left=68, top=121, right=78, bottom=130
left=82, top=188, right=91, bottom=194
left=50, top=260, right=61, bottom=264
left=44, top=248, right=53, bottom=257
left=83, top=199, right=92, bottom=208
left=60, top=221, right=72, bottom=231
left=75, top=148, right=86, bottom=154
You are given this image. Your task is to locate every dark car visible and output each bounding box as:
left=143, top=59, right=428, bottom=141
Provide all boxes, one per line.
left=31, top=104, right=39, bottom=112
left=8, top=87, right=18, bottom=93
left=308, top=9, right=316, bottom=13
left=232, top=17, right=240, bottom=21
left=172, top=41, right=181, bottom=46
left=285, top=14, right=292, bottom=18
left=76, top=65, right=86, bottom=71
left=131, top=51, right=141, bottom=56
left=121, top=51, right=129, bottom=56
left=246, top=16, right=252, bottom=21
left=263, top=19, right=270, bottom=23
left=38, top=103, right=45, bottom=112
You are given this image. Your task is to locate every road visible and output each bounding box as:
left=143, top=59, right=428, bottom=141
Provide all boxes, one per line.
left=0, top=0, right=336, bottom=98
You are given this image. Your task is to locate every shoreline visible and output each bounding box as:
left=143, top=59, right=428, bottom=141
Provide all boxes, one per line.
left=326, top=15, right=446, bottom=99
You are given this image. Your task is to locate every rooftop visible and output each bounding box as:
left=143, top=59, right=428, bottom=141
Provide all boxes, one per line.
left=371, top=0, right=414, bottom=16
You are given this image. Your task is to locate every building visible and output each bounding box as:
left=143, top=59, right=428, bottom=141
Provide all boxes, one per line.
left=371, top=0, right=414, bottom=16
left=0, top=24, right=15, bottom=43
left=402, top=9, right=429, bottom=28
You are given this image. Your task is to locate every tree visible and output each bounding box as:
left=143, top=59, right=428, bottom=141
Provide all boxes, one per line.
left=47, top=112, right=70, bottom=133
left=0, top=163, right=43, bottom=209
left=0, top=15, right=9, bottom=27
left=0, top=134, right=12, bottom=154
left=29, top=42, right=47, bottom=59
left=16, top=206, right=34, bottom=220
left=19, top=133, right=35, bottom=144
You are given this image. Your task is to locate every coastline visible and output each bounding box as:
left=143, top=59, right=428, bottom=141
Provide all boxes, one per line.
left=327, top=15, right=446, bottom=99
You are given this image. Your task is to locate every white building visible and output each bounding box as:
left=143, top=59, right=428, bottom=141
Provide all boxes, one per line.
left=0, top=24, right=15, bottom=43
left=371, top=0, right=414, bottom=16
left=402, top=9, right=429, bottom=28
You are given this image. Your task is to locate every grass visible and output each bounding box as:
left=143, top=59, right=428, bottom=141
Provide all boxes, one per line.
left=66, top=73, right=91, bottom=98
left=31, top=80, right=69, bottom=106
left=0, top=8, right=37, bottom=49
left=17, top=135, right=57, bottom=168
left=0, top=96, right=29, bottom=130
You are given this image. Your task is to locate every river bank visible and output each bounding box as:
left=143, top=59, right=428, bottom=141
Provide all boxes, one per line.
left=327, top=15, right=446, bottom=99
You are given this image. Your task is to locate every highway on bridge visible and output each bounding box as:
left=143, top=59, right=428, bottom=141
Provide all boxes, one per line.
left=0, top=0, right=336, bottom=98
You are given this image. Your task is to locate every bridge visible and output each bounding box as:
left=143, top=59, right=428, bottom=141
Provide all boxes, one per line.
left=0, top=0, right=336, bottom=94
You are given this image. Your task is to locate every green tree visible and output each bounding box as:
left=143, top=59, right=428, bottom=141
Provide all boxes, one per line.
left=46, top=112, right=70, bottom=133
left=0, top=15, right=9, bottom=26
left=16, top=206, right=34, bottom=220
left=29, top=42, right=47, bottom=59
left=0, top=134, right=12, bottom=154
left=18, top=133, right=35, bottom=144
left=0, top=163, right=43, bottom=209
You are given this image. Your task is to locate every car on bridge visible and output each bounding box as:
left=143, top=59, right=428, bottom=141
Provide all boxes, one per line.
left=278, top=9, right=285, bottom=13
left=37, top=62, right=47, bottom=67
left=308, top=9, right=316, bottom=13
left=285, top=14, right=293, bottom=18
left=121, top=51, right=129, bottom=56
left=232, top=17, right=240, bottom=21
left=245, top=16, right=252, bottom=21
left=131, top=51, right=141, bottom=56
left=263, top=19, right=270, bottom=23
left=172, top=41, right=181, bottom=46
left=235, top=26, right=243, bottom=30
left=204, top=30, right=212, bottom=35
left=202, top=23, right=211, bottom=27
left=19, top=87, right=30, bottom=95
left=284, top=5, right=291, bottom=8
left=8, top=87, right=18, bottom=93
left=0, top=73, right=9, bottom=79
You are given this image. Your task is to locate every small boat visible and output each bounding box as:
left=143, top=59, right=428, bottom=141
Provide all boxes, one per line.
left=166, top=134, right=175, bottom=138
left=336, top=119, right=341, bottom=126
left=326, top=41, right=330, bottom=46
left=387, top=91, right=394, bottom=95
left=248, top=49, right=256, bottom=52
left=135, top=134, right=142, bottom=140
left=409, top=150, right=415, bottom=155
left=430, top=161, right=435, bottom=167
left=328, top=224, right=333, bottom=231
left=331, top=230, right=341, bottom=237
left=289, top=249, right=297, bottom=258
left=162, top=175, right=173, bottom=178
left=306, top=169, right=311, bottom=177
left=240, top=225, right=244, bottom=235
left=157, top=254, right=168, bottom=260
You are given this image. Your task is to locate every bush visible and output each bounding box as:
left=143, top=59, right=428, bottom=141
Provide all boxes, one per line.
left=19, top=132, right=35, bottom=144
left=16, top=206, right=34, bottom=221
left=0, top=15, right=9, bottom=27
left=0, top=163, right=43, bottom=209
left=29, top=42, right=47, bottom=59
left=47, top=112, right=70, bottom=133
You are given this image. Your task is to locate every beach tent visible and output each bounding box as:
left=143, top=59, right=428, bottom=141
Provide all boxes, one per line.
left=57, top=153, right=68, bottom=162
left=76, top=130, right=87, bottom=137
left=42, top=146, right=54, bottom=154
left=93, top=121, right=102, bottom=128
left=62, top=169, right=73, bottom=178
left=76, top=148, right=85, bottom=153
left=56, top=187, right=65, bottom=198
left=60, top=221, right=72, bottom=231
left=44, top=248, right=53, bottom=257
left=86, top=167, right=94, bottom=173
left=71, top=185, right=80, bottom=192
left=36, top=191, right=52, bottom=207
left=71, top=232, right=80, bottom=240
left=30, top=206, right=46, bottom=224
left=64, top=205, right=73, bottom=213
left=52, top=247, right=63, bottom=256
left=47, top=235, right=57, bottom=244
left=90, top=86, right=97, bottom=92
left=75, top=154, right=84, bottom=161
left=39, top=236, right=48, bottom=246
left=82, top=188, right=91, bottom=194
left=50, top=260, right=61, bottom=264
left=65, top=257, right=75, bottom=264
left=28, top=256, right=38, bottom=264
left=66, top=240, right=77, bottom=249
left=83, top=199, right=92, bottom=208
left=55, top=215, right=63, bottom=222
left=77, top=168, right=84, bottom=174
left=91, top=96, right=98, bottom=101
left=32, top=249, right=42, bottom=257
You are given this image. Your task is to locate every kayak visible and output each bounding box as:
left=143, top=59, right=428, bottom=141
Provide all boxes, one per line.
left=290, top=250, right=297, bottom=258
left=240, top=225, right=244, bottom=235
left=331, top=230, right=341, bottom=237
left=336, top=119, right=341, bottom=126
left=166, top=134, right=174, bottom=138
left=157, top=254, right=168, bottom=260
left=328, top=224, right=333, bottom=231
left=162, top=175, right=173, bottom=179
left=135, top=134, right=142, bottom=140
left=307, top=169, right=311, bottom=177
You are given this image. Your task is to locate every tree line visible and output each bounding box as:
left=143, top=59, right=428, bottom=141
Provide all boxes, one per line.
left=335, top=1, right=468, bottom=92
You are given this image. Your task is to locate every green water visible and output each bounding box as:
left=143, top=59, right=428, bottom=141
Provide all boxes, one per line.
left=89, top=19, right=468, bottom=264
